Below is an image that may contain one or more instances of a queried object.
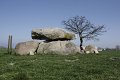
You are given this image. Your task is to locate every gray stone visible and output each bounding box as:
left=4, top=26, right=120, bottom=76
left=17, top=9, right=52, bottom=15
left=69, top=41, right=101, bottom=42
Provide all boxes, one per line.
left=85, top=45, right=99, bottom=54
left=15, top=41, right=39, bottom=55
left=37, top=41, right=80, bottom=55
left=29, top=51, right=35, bottom=55
left=31, top=28, right=75, bottom=41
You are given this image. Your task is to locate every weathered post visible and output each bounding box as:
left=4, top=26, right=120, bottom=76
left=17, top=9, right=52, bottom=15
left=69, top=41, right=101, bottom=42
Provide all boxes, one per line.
left=8, top=35, right=10, bottom=54
left=10, top=35, right=12, bottom=54
left=8, top=35, right=12, bottom=54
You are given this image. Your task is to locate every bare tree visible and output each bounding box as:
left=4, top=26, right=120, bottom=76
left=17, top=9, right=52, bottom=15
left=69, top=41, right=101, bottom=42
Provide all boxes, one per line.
left=62, top=16, right=106, bottom=51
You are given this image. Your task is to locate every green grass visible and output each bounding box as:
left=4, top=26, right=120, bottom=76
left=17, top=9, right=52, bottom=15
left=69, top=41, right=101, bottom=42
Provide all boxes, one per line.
left=0, top=48, right=120, bottom=80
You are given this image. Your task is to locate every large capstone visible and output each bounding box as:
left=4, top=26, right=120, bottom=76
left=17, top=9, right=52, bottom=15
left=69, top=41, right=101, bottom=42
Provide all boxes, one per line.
left=31, top=28, right=75, bottom=41
left=37, top=41, right=80, bottom=55
left=15, top=41, right=39, bottom=55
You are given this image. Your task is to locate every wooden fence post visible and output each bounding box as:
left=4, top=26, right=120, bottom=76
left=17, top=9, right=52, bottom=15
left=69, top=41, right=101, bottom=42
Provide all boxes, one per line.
left=8, top=35, right=10, bottom=54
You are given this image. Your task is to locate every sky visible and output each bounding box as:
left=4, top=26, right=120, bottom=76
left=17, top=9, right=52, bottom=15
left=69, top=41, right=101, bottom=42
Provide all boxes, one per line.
left=0, top=0, right=120, bottom=48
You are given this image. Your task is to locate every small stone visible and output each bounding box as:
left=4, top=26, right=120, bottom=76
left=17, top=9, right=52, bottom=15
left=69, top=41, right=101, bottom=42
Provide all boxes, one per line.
left=9, top=62, right=14, bottom=66
left=86, top=51, right=90, bottom=54
left=29, top=51, right=34, bottom=55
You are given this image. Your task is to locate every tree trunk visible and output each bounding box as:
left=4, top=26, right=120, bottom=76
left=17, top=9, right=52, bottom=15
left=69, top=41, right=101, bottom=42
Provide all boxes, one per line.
left=80, top=37, right=83, bottom=51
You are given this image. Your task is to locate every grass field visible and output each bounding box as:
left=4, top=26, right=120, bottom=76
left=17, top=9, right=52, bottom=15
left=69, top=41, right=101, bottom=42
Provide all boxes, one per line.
left=0, top=48, right=120, bottom=80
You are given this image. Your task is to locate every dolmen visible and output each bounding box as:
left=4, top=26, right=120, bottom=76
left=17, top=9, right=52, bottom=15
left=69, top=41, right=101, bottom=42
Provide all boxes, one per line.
left=15, top=28, right=80, bottom=55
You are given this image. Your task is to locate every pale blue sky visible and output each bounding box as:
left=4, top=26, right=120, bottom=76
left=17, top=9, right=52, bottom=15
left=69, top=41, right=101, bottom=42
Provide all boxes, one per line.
left=0, top=0, right=120, bottom=48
